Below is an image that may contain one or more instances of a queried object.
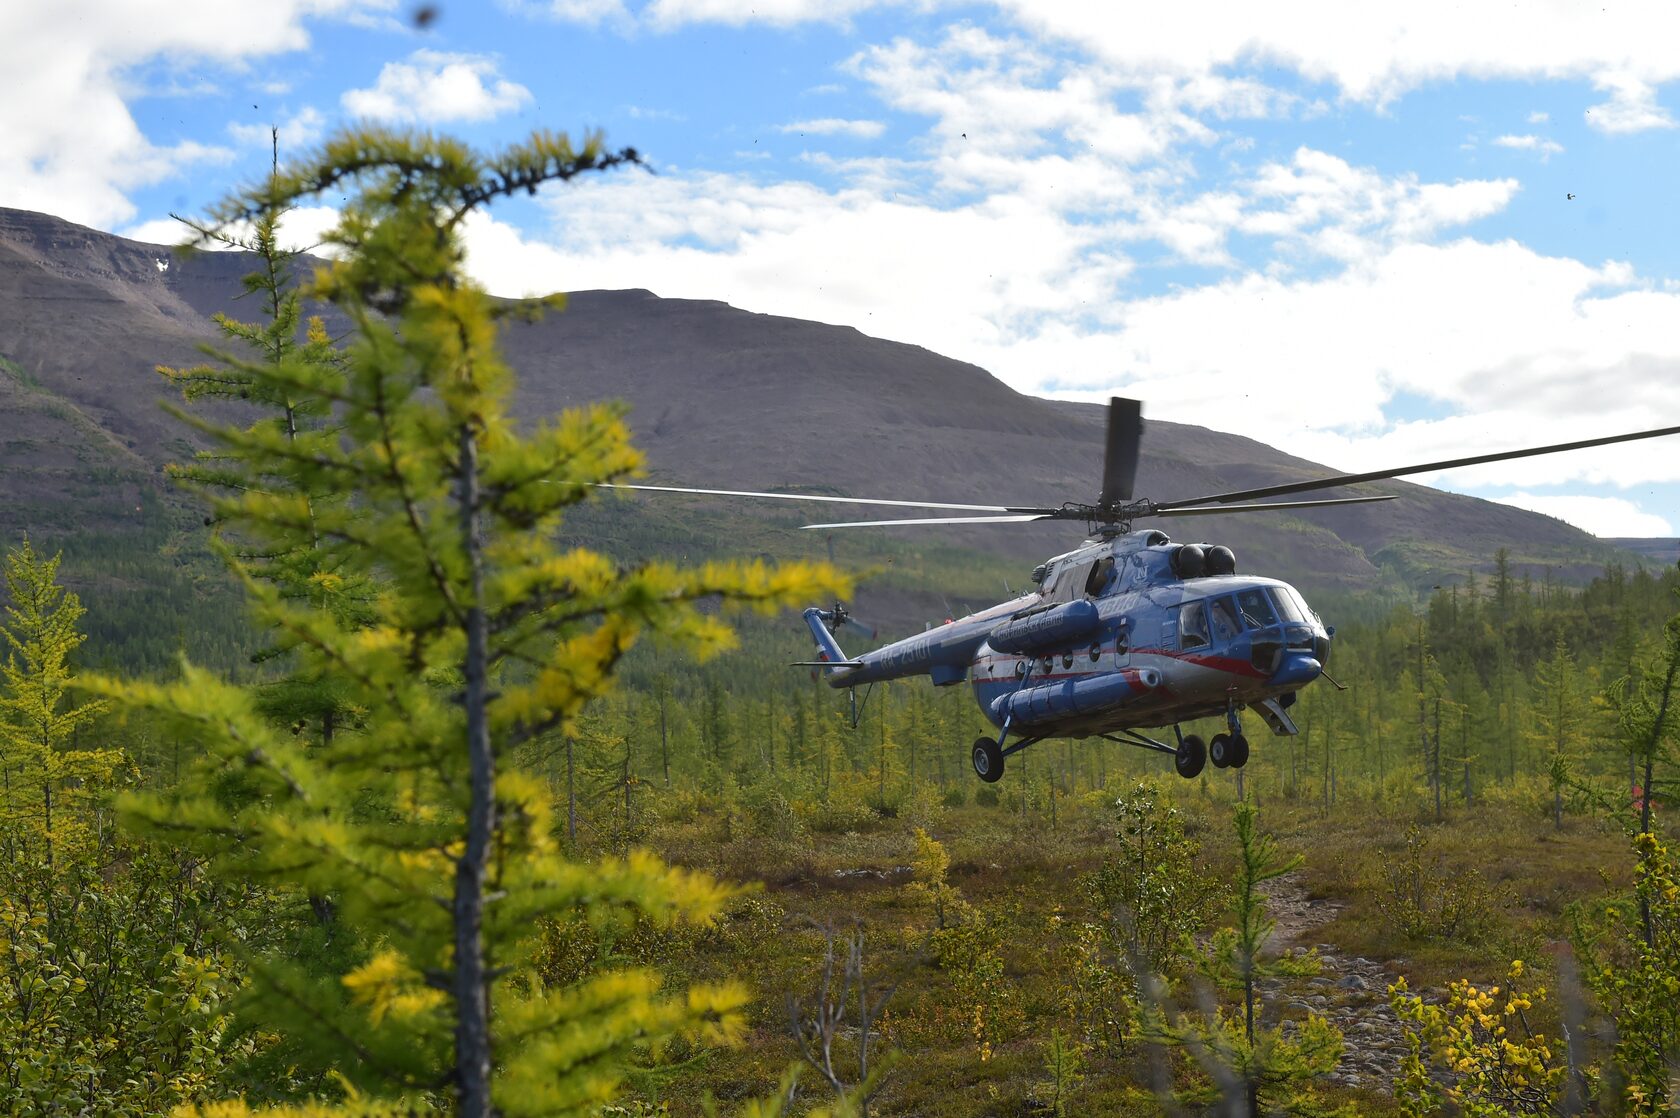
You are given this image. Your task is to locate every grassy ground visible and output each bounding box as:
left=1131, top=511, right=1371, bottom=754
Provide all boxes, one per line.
left=588, top=771, right=1637, bottom=1116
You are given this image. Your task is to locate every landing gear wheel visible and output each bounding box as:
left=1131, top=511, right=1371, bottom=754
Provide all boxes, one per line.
left=1209, top=733, right=1232, bottom=769
left=1175, top=734, right=1206, bottom=779
left=972, top=736, right=1005, bottom=783
left=1230, top=733, right=1250, bottom=768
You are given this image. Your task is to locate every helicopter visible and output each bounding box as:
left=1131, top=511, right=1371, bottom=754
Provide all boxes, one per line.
left=613, top=399, right=1680, bottom=783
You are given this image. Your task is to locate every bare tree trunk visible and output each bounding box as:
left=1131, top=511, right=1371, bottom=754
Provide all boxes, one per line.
left=1432, top=699, right=1442, bottom=824
left=566, top=736, right=577, bottom=843
left=453, top=425, right=495, bottom=1118
left=658, top=685, right=669, bottom=787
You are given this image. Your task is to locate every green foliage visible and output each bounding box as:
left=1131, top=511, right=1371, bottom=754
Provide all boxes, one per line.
left=0, top=539, right=259, bottom=1115
left=0, top=539, right=120, bottom=860
left=1036, top=1027, right=1085, bottom=1117
left=1574, top=829, right=1680, bottom=1116
left=1085, top=779, right=1213, bottom=977
left=1148, top=801, right=1348, bottom=1117
left=90, top=126, right=844, bottom=1118
left=928, top=916, right=1023, bottom=1062
left=904, top=827, right=966, bottom=931
left=1375, top=825, right=1501, bottom=945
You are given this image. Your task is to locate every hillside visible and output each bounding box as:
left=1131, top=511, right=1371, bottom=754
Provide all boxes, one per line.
left=0, top=206, right=1645, bottom=646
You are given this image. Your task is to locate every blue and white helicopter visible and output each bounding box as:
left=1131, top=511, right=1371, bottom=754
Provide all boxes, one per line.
left=619, top=400, right=1680, bottom=783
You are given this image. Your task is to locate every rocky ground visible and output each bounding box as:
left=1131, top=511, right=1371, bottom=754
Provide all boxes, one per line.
left=1264, top=875, right=1412, bottom=1090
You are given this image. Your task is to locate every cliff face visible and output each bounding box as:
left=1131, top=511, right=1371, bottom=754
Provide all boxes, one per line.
left=0, top=206, right=1634, bottom=603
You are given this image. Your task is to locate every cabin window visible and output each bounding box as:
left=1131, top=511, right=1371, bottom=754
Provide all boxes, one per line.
left=1089, top=644, right=1101, bottom=662
left=1236, top=588, right=1279, bottom=629
left=1269, top=586, right=1306, bottom=624
left=1047, top=561, right=1094, bottom=603
left=1209, top=596, right=1241, bottom=642
left=1179, top=602, right=1209, bottom=650
left=1062, top=652, right=1074, bottom=668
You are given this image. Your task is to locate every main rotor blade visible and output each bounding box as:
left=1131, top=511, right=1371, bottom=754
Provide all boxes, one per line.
left=1100, top=397, right=1143, bottom=507
left=1149, top=495, right=1397, bottom=516
left=1159, top=423, right=1680, bottom=510
left=598, top=483, right=1046, bottom=515
left=800, top=514, right=1056, bottom=530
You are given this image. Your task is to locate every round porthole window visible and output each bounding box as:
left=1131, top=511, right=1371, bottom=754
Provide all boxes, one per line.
left=1015, top=660, right=1027, bottom=676
left=1090, top=644, right=1101, bottom=662
left=1062, top=653, right=1074, bottom=668
left=1040, top=656, right=1053, bottom=673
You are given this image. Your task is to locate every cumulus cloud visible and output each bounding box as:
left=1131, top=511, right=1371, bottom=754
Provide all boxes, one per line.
left=1493, top=494, right=1674, bottom=538
left=1586, top=72, right=1675, bottom=133
left=1492, top=133, right=1564, bottom=159
left=341, top=50, right=532, bottom=123
left=778, top=118, right=887, bottom=139
left=0, top=0, right=366, bottom=227
left=564, top=1, right=1680, bottom=138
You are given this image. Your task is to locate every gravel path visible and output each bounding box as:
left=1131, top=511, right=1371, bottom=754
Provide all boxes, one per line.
left=1262, top=875, right=1411, bottom=1091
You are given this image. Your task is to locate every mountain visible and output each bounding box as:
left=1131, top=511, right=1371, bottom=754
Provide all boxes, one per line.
left=0, top=206, right=1645, bottom=645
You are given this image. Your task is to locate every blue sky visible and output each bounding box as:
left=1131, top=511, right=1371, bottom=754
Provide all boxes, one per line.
left=8, top=0, right=1680, bottom=538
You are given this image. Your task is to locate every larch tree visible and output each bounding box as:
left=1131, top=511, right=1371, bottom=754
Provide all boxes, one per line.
left=93, top=127, right=842, bottom=1118
left=1529, top=636, right=1589, bottom=832
left=158, top=133, right=365, bottom=750
left=0, top=539, right=120, bottom=871
left=1147, top=801, right=1345, bottom=1117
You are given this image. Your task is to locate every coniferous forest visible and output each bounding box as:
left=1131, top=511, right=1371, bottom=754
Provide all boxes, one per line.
left=7, top=127, right=1680, bottom=1117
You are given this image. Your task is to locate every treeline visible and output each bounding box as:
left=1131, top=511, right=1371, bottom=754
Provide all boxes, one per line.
left=536, top=549, right=1680, bottom=843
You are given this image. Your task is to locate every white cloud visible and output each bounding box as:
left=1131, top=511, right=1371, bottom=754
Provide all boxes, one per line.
left=1586, top=72, right=1675, bottom=133
left=578, top=1, right=1680, bottom=139
left=645, top=0, right=890, bottom=28
left=341, top=50, right=532, bottom=123
left=1492, top=494, right=1674, bottom=538
left=1236, top=148, right=1518, bottom=262
left=997, top=2, right=1680, bottom=125
left=121, top=203, right=342, bottom=253
left=1492, top=133, right=1564, bottom=159
left=546, top=0, right=631, bottom=25
left=1526, top=110, right=1550, bottom=124
left=777, top=118, right=887, bottom=139
left=229, top=106, right=326, bottom=151
left=0, top=0, right=365, bottom=228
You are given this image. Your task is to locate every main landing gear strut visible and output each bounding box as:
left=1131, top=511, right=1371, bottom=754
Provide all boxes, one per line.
left=970, top=712, right=1251, bottom=783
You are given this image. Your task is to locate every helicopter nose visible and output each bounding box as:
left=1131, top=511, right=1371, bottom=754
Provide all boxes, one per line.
left=1272, top=652, right=1322, bottom=688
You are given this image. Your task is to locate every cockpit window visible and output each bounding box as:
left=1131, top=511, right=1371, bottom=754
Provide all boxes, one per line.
left=1179, top=602, right=1209, bottom=650
left=1236, top=588, right=1279, bottom=629
left=1269, top=586, right=1306, bottom=623
left=1209, top=597, right=1240, bottom=642
left=1084, top=557, right=1115, bottom=598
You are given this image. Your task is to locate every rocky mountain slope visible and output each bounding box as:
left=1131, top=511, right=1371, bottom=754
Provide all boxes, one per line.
left=0, top=206, right=1643, bottom=631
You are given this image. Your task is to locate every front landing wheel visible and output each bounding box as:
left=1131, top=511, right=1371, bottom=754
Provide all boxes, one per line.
left=1175, top=734, right=1206, bottom=779
left=972, top=736, right=1005, bottom=783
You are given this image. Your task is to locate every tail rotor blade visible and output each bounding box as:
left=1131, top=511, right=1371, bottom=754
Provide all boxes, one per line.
left=1100, top=397, right=1143, bottom=508
left=842, top=614, right=878, bottom=640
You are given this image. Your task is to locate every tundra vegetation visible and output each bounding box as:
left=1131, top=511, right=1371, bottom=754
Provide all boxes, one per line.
left=4, top=125, right=1680, bottom=1116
